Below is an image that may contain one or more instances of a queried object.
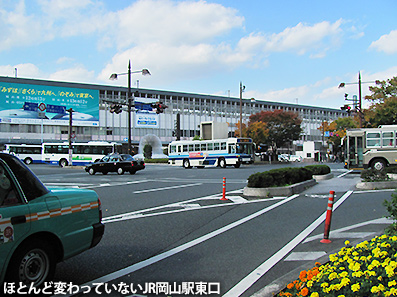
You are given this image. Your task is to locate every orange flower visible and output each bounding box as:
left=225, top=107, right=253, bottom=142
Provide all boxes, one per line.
left=299, top=270, right=307, bottom=281
left=287, top=283, right=294, bottom=289
left=299, top=287, right=309, bottom=296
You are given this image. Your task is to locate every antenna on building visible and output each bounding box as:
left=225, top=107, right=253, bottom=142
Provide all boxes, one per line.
left=14, top=68, right=17, bottom=78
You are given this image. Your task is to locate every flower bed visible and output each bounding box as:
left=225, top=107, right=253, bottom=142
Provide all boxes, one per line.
left=276, top=235, right=397, bottom=297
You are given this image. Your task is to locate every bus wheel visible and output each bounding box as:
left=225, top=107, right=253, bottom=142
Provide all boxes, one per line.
left=371, top=159, right=387, bottom=171
left=24, top=158, right=33, bottom=165
left=219, top=158, right=226, bottom=168
left=59, top=159, right=68, bottom=167
left=183, top=159, right=191, bottom=169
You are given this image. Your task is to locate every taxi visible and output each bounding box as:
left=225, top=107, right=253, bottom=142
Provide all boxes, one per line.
left=0, top=153, right=104, bottom=288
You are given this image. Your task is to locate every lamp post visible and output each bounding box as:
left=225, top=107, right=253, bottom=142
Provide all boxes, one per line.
left=109, top=60, right=150, bottom=154
left=338, top=71, right=375, bottom=128
left=239, top=82, right=245, bottom=137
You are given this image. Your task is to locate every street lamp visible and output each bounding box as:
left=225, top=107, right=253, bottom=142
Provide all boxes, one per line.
left=239, top=81, right=245, bottom=137
left=338, top=71, right=376, bottom=128
left=109, top=60, right=151, bottom=154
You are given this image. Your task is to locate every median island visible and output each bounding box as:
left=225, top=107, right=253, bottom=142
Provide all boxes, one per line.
left=243, top=165, right=331, bottom=198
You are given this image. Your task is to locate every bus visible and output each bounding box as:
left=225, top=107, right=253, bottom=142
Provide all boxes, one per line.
left=168, top=138, right=254, bottom=169
left=344, top=125, right=397, bottom=171
left=2, top=144, right=43, bottom=165
left=42, top=141, right=121, bottom=167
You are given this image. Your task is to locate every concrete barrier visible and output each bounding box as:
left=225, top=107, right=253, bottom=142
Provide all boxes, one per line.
left=243, top=179, right=317, bottom=198
left=313, top=173, right=334, bottom=181
left=356, top=180, right=397, bottom=190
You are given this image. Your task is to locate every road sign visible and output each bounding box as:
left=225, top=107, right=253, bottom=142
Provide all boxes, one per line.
left=38, top=103, right=46, bottom=111
left=23, top=102, right=38, bottom=112
left=46, top=104, right=66, bottom=114
left=135, top=102, right=153, bottom=111
left=38, top=111, right=46, bottom=119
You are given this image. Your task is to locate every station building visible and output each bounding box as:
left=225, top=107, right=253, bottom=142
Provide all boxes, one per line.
left=0, top=76, right=345, bottom=151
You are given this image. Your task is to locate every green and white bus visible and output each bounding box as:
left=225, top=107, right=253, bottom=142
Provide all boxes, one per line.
left=344, top=125, right=397, bottom=171
left=42, top=141, right=121, bottom=167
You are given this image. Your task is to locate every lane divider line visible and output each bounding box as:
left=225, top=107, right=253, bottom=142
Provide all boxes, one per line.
left=223, top=190, right=353, bottom=297
left=65, top=194, right=300, bottom=296
left=133, top=183, right=203, bottom=194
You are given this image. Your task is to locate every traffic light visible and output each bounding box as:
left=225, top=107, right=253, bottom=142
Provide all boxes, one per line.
left=151, top=102, right=168, bottom=114
left=340, top=104, right=351, bottom=114
left=110, top=104, right=122, bottom=114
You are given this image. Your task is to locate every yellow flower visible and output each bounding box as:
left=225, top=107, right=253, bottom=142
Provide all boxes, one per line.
left=321, top=282, right=329, bottom=288
left=307, top=281, right=313, bottom=288
left=351, top=283, right=360, bottom=292
left=310, top=293, right=319, bottom=297
left=388, top=280, right=397, bottom=287
left=340, top=278, right=350, bottom=286
left=345, top=240, right=350, bottom=245
left=328, top=272, right=338, bottom=281
left=371, top=286, right=381, bottom=293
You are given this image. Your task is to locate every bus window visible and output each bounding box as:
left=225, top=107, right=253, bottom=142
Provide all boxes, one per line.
left=200, top=143, right=207, bottom=151
left=214, top=143, right=220, bottom=151
left=228, top=144, right=236, bottom=154
left=183, top=145, right=188, bottom=152
left=221, top=142, right=226, bottom=150
left=194, top=144, right=200, bottom=151
left=366, top=132, right=381, bottom=147
left=188, top=144, right=194, bottom=151
left=208, top=143, right=213, bottom=151
left=170, top=145, right=176, bottom=153
left=382, top=132, right=394, bottom=147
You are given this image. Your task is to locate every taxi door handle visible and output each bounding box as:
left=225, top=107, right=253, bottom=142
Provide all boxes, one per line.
left=11, top=215, right=26, bottom=225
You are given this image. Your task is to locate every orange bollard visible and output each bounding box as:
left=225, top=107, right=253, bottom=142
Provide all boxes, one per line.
left=321, top=191, right=335, bottom=243
left=220, top=177, right=228, bottom=200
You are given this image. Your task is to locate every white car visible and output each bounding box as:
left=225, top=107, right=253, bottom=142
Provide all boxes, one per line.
left=290, top=155, right=303, bottom=162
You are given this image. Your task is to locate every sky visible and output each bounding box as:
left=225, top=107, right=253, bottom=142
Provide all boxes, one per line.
left=1, top=0, right=397, bottom=110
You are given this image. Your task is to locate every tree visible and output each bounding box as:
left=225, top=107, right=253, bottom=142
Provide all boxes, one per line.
left=237, top=109, right=302, bottom=154
left=143, top=144, right=152, bottom=159
left=363, top=76, right=397, bottom=127
left=319, top=117, right=358, bottom=155
left=365, top=77, right=397, bottom=103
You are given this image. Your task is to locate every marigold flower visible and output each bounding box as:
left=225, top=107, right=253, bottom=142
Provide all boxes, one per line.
left=345, top=240, right=350, bottom=245
left=299, top=287, right=309, bottom=296
left=310, top=293, right=319, bottom=297
left=388, top=280, right=397, bottom=287
left=287, top=283, right=294, bottom=289
left=351, top=283, right=360, bottom=292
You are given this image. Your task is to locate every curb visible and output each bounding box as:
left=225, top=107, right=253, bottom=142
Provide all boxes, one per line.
left=356, top=180, right=397, bottom=190
left=243, top=179, right=317, bottom=198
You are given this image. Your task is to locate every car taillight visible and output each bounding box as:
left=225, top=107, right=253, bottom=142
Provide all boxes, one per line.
left=131, top=162, right=134, bottom=166
left=98, top=198, right=102, bottom=222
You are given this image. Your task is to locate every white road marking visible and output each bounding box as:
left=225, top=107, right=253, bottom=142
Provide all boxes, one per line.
left=65, top=194, right=300, bottom=296
left=133, top=183, right=203, bottom=194
left=222, top=190, right=353, bottom=297
left=285, top=251, right=327, bottom=261
left=303, top=217, right=392, bottom=243
left=337, top=170, right=353, bottom=178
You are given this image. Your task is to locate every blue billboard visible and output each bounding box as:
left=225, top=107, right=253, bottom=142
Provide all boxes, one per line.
left=0, top=82, right=99, bottom=126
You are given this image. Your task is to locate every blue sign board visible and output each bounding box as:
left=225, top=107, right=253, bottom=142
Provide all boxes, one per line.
left=135, top=102, right=153, bottom=111
left=23, top=102, right=38, bottom=112
left=46, top=104, right=66, bottom=114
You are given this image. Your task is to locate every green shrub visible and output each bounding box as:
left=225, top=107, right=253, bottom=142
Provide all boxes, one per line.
left=144, top=158, right=168, bottom=163
left=361, top=168, right=390, bottom=182
left=247, top=167, right=313, bottom=188
left=304, top=164, right=330, bottom=175
left=383, top=191, right=397, bottom=235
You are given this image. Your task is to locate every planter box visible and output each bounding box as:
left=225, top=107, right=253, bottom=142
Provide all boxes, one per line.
left=356, top=180, right=397, bottom=190
left=243, top=179, right=317, bottom=198
left=313, top=173, right=333, bottom=181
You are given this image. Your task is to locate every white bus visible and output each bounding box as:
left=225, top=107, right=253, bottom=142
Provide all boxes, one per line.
left=2, top=144, right=43, bottom=165
left=344, top=125, right=397, bottom=171
left=168, top=138, right=254, bottom=169
left=42, top=141, right=121, bottom=167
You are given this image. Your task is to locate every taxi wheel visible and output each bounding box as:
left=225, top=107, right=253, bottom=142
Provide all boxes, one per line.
left=6, top=240, right=56, bottom=287
left=117, top=167, right=124, bottom=175
left=88, top=168, right=95, bottom=175
left=130, top=171, right=136, bottom=175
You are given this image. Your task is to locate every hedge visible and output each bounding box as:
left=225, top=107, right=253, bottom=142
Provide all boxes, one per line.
left=247, top=165, right=330, bottom=188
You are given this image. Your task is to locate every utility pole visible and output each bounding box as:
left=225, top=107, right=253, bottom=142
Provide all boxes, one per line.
left=67, top=108, right=74, bottom=166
